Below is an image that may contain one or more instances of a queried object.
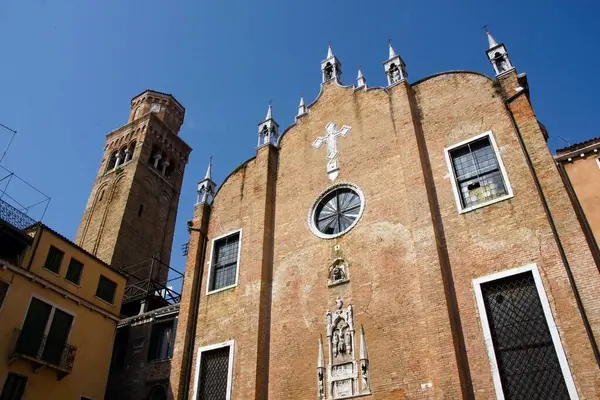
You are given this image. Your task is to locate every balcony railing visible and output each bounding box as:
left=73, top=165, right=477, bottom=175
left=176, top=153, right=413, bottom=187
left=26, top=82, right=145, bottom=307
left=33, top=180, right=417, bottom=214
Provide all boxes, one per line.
left=10, top=328, right=77, bottom=379
left=0, top=197, right=36, bottom=230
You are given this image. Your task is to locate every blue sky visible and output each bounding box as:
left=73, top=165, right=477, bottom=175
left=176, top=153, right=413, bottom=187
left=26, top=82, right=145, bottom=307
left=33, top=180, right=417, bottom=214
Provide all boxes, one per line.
left=1, top=0, right=599, bottom=276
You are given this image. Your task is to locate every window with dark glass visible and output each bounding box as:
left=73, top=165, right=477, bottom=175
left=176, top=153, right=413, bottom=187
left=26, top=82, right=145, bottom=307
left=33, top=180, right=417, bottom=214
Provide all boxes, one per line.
left=0, top=373, right=27, bottom=400
left=43, top=245, right=64, bottom=274
left=65, top=258, right=84, bottom=285
left=198, top=346, right=230, bottom=399
left=96, top=275, right=117, bottom=304
left=449, top=135, right=508, bottom=210
left=148, top=319, right=177, bottom=361
left=209, top=232, right=240, bottom=292
left=0, top=280, right=8, bottom=310
left=314, top=187, right=361, bottom=236
left=16, top=297, right=74, bottom=366
left=481, top=272, right=570, bottom=399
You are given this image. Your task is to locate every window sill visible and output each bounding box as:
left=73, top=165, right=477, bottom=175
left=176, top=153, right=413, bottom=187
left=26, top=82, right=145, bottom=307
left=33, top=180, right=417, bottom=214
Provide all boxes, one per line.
left=206, top=283, right=238, bottom=296
left=94, top=295, right=115, bottom=307
left=65, top=279, right=81, bottom=288
left=148, top=357, right=172, bottom=364
left=458, top=193, right=514, bottom=214
left=43, top=267, right=62, bottom=277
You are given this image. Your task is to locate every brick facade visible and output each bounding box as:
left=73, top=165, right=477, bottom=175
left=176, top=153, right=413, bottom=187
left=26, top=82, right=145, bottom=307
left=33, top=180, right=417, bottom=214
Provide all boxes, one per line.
left=171, top=57, right=600, bottom=399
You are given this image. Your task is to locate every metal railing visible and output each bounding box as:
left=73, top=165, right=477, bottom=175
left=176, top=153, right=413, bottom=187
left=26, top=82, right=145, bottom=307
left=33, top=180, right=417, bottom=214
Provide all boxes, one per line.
left=0, top=197, right=36, bottom=230
left=122, top=257, right=183, bottom=305
left=12, top=328, right=77, bottom=374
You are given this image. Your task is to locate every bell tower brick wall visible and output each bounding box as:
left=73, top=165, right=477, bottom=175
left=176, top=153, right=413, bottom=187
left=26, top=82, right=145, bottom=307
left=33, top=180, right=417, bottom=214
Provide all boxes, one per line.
left=76, top=90, right=191, bottom=284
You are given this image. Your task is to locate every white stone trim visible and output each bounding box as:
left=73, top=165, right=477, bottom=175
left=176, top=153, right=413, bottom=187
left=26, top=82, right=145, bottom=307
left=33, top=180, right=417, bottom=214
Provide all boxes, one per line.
left=206, top=229, right=243, bottom=295
left=0, top=277, right=11, bottom=316
left=192, top=339, right=235, bottom=400
left=444, top=130, right=514, bottom=214
left=595, top=157, right=600, bottom=169
left=308, top=182, right=365, bottom=240
left=472, top=263, right=579, bottom=400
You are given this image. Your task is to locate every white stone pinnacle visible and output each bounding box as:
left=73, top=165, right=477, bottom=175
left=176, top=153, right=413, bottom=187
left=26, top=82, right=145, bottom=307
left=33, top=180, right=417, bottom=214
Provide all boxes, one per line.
left=487, top=31, right=499, bottom=48
left=265, top=103, right=273, bottom=120
left=388, top=43, right=397, bottom=59
left=327, top=45, right=334, bottom=59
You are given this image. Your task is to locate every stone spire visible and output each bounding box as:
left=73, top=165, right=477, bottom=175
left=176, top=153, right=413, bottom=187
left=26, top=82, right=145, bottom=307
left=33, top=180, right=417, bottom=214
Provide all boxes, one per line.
left=487, top=31, right=498, bottom=48
left=356, top=68, right=366, bottom=88
left=484, top=31, right=514, bottom=76
left=383, top=41, right=407, bottom=86
left=321, top=44, right=342, bottom=83
left=317, top=335, right=325, bottom=368
left=359, top=325, right=368, bottom=360
left=196, top=158, right=216, bottom=205
left=388, top=42, right=397, bottom=59
left=297, top=95, right=307, bottom=118
left=257, top=102, right=279, bottom=148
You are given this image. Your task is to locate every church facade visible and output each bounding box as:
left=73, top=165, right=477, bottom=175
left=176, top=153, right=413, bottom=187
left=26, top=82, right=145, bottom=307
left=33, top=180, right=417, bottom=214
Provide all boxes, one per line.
left=169, top=34, right=600, bottom=399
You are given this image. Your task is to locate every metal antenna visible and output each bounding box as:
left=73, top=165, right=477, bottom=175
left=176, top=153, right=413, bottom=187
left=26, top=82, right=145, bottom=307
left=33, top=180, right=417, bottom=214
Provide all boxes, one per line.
left=557, top=136, right=571, bottom=146
left=0, top=123, right=17, bottom=164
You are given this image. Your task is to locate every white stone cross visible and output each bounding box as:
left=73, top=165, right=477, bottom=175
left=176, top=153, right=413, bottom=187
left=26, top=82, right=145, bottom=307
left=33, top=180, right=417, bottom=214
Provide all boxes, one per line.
left=312, top=122, right=352, bottom=160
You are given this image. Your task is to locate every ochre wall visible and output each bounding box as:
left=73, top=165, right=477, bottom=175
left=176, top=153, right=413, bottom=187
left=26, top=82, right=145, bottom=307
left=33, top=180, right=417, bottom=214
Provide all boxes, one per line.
left=563, top=156, right=600, bottom=244
left=0, top=273, right=120, bottom=399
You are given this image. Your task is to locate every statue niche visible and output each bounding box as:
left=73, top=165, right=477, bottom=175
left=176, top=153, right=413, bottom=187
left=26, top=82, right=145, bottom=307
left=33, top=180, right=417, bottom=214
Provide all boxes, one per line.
left=327, top=258, right=349, bottom=287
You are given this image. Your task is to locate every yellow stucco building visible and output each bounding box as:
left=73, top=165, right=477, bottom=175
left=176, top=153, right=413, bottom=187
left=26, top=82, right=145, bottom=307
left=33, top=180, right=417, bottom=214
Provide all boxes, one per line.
left=0, top=218, right=126, bottom=400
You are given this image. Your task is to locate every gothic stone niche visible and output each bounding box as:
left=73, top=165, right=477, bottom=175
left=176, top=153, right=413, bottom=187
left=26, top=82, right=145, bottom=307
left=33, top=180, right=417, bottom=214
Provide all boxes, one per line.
left=328, top=258, right=349, bottom=287
left=318, top=298, right=370, bottom=399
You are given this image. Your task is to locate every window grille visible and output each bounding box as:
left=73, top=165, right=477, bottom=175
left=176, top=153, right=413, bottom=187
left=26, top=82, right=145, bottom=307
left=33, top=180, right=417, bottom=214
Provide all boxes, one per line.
left=43, top=245, right=64, bottom=274
left=449, top=135, right=507, bottom=209
left=210, top=232, right=240, bottom=291
left=198, top=346, right=230, bottom=399
left=481, top=272, right=570, bottom=399
left=65, top=258, right=84, bottom=285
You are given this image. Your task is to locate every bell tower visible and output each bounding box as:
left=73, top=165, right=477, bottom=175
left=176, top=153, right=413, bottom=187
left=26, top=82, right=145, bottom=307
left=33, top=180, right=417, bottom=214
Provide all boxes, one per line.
left=75, top=90, right=192, bottom=284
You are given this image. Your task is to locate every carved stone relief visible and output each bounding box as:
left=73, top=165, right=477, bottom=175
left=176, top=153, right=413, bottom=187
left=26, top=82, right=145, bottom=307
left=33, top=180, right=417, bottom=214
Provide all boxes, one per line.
left=318, top=298, right=371, bottom=399
left=328, top=258, right=349, bottom=287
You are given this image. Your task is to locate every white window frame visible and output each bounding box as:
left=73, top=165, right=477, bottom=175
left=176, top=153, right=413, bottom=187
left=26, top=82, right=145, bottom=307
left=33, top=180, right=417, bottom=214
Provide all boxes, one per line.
left=206, top=229, right=242, bottom=295
left=472, top=263, right=579, bottom=400
left=444, top=131, right=514, bottom=214
left=595, top=156, right=600, bottom=169
left=192, top=340, right=235, bottom=400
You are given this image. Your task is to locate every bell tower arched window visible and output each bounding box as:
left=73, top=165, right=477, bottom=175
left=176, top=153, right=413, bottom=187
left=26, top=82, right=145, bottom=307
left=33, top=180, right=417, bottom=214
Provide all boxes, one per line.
left=107, top=151, right=118, bottom=171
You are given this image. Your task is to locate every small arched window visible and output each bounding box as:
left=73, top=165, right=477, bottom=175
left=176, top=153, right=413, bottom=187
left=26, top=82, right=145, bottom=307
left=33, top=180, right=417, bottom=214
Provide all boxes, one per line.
left=165, top=160, right=176, bottom=178
left=107, top=151, right=118, bottom=170
left=127, top=141, right=137, bottom=162
left=324, top=63, right=334, bottom=81
left=389, top=63, right=400, bottom=83
left=147, top=384, right=166, bottom=400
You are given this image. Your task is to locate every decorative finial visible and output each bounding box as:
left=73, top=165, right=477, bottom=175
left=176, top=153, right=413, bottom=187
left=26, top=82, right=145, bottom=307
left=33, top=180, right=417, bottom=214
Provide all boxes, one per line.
left=483, top=26, right=498, bottom=48
left=265, top=102, right=273, bottom=120
left=388, top=40, right=397, bottom=59
left=327, top=44, right=334, bottom=59
left=297, top=94, right=307, bottom=117
left=204, top=156, right=213, bottom=180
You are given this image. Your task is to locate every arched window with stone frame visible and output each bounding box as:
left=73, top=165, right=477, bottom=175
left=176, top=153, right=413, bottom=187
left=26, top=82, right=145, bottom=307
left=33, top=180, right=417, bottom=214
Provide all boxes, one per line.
left=107, top=150, right=119, bottom=171
left=149, top=145, right=163, bottom=169
left=164, top=159, right=176, bottom=178
left=127, top=140, right=137, bottom=163
left=494, top=51, right=509, bottom=73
